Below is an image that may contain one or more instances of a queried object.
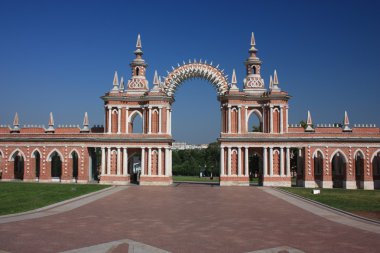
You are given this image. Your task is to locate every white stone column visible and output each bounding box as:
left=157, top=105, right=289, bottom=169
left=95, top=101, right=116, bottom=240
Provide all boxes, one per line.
left=262, top=106, right=266, bottom=133
left=169, top=109, right=172, bottom=135
left=269, top=147, right=273, bottom=176
left=158, top=148, right=162, bottom=176
left=141, top=147, right=145, bottom=176
left=270, top=106, right=273, bottom=133
left=101, top=147, right=105, bottom=175
left=159, top=107, right=162, bottom=134
left=227, top=147, right=231, bottom=176
left=125, top=107, right=129, bottom=133
left=117, top=147, right=121, bottom=175
left=228, top=105, right=231, bottom=133
left=220, top=146, right=225, bottom=176
left=245, top=106, right=248, bottom=133
left=238, top=106, right=241, bottom=134
left=280, top=147, right=284, bottom=176
left=238, top=147, right=242, bottom=176
left=263, top=147, right=268, bottom=176
left=169, top=148, right=172, bottom=176
left=107, top=106, right=112, bottom=134
left=245, top=147, right=249, bottom=176
left=286, top=147, right=290, bottom=176
left=165, top=148, right=169, bottom=176
left=148, top=147, right=152, bottom=176
left=142, top=107, right=146, bottom=133
left=221, top=107, right=224, bottom=133
left=107, top=147, right=111, bottom=175
left=123, top=148, right=128, bottom=176
left=148, top=107, right=152, bottom=134
left=166, top=108, right=170, bottom=134
left=286, top=106, right=289, bottom=133
left=280, top=106, right=283, bottom=134
left=117, top=106, right=121, bottom=134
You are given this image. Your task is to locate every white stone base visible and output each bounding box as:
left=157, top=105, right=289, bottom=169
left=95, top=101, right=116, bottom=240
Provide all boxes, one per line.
left=262, top=181, right=292, bottom=187
left=76, top=180, right=88, bottom=184
left=99, top=180, right=130, bottom=185
left=321, top=180, right=333, bottom=188
left=220, top=181, right=250, bottom=186
left=139, top=181, right=172, bottom=186
left=343, top=181, right=357, bottom=189
left=362, top=181, right=374, bottom=190
left=303, top=180, right=318, bottom=188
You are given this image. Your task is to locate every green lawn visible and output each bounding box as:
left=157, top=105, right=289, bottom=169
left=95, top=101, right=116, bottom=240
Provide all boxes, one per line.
left=0, top=182, right=110, bottom=215
left=280, top=187, right=380, bottom=212
left=173, top=176, right=220, bottom=182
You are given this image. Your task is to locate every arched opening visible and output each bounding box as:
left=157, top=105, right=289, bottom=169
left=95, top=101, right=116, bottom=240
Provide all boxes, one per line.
left=50, top=151, right=62, bottom=179
left=111, top=109, right=118, bottom=133
left=136, top=67, right=140, bottom=76
left=355, top=151, right=364, bottom=189
left=252, top=66, right=257, bottom=74
left=13, top=152, right=24, bottom=180
left=71, top=151, right=79, bottom=180
left=32, top=150, right=41, bottom=179
left=130, top=111, right=143, bottom=133
left=151, top=109, right=159, bottom=133
left=313, top=150, right=323, bottom=187
left=128, top=150, right=141, bottom=184
left=372, top=152, right=380, bottom=189
left=231, top=149, right=238, bottom=175
left=331, top=151, right=347, bottom=188
left=273, top=109, right=280, bottom=133
left=248, top=110, right=262, bottom=132
left=0, top=150, right=3, bottom=179
left=231, top=108, right=238, bottom=133
left=249, top=149, right=262, bottom=185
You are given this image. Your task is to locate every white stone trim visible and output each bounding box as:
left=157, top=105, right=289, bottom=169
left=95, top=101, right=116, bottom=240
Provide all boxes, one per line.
left=353, top=149, right=365, bottom=159
left=68, top=149, right=80, bottom=159
left=30, top=148, right=42, bottom=158
left=329, top=149, right=349, bottom=163
left=46, top=149, right=64, bottom=162
left=8, top=148, right=26, bottom=161
left=370, top=149, right=380, bottom=162
left=312, top=148, right=325, bottom=159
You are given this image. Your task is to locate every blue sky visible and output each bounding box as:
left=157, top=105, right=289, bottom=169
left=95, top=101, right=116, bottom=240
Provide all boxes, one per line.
left=0, top=0, right=379, bottom=144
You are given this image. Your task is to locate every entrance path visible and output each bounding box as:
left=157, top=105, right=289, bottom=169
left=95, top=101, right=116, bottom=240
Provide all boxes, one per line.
left=0, top=184, right=379, bottom=253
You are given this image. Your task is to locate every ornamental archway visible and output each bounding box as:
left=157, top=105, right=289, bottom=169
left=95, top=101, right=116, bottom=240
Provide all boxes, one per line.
left=162, top=62, right=229, bottom=96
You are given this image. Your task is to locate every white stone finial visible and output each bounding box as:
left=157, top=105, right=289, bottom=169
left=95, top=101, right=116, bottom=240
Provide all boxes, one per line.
left=81, top=112, right=90, bottom=132
left=269, top=75, right=273, bottom=89
left=251, top=32, right=256, bottom=46
left=231, top=69, right=237, bottom=84
left=119, top=76, right=124, bottom=91
left=306, top=110, right=314, bottom=132
left=151, top=70, right=160, bottom=92
left=273, top=69, right=279, bottom=85
left=136, top=34, right=142, bottom=48
left=13, top=112, right=19, bottom=127
left=343, top=111, right=352, bottom=132
left=49, top=112, right=54, bottom=126
left=111, top=71, right=119, bottom=92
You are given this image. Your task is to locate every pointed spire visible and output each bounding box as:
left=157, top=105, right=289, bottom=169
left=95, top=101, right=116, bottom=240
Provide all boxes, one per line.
left=343, top=111, right=352, bottom=132
left=229, top=69, right=239, bottom=91
left=111, top=71, right=119, bottom=93
left=269, top=75, right=273, bottom=89
left=250, top=32, right=256, bottom=46
left=46, top=112, right=55, bottom=132
left=13, top=112, right=19, bottom=127
left=273, top=70, right=279, bottom=85
left=151, top=70, right=160, bottom=92
left=119, top=76, right=124, bottom=91
left=136, top=34, right=142, bottom=48
left=305, top=110, right=314, bottom=132
left=81, top=112, right=90, bottom=132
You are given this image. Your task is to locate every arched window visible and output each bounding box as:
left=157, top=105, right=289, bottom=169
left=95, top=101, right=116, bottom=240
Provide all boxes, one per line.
left=252, top=66, right=256, bottom=74
left=136, top=67, right=140, bottom=76
left=71, top=151, right=79, bottom=179
left=331, top=151, right=347, bottom=188
left=248, top=110, right=262, bottom=132
left=314, top=151, right=323, bottom=176
left=13, top=152, right=24, bottom=180
left=32, top=150, right=41, bottom=178
left=130, top=111, right=143, bottom=133
left=373, top=152, right=380, bottom=176
left=50, top=151, right=62, bottom=178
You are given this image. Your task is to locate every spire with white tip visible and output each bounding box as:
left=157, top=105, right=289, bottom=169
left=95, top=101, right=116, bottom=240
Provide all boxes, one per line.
left=230, top=69, right=239, bottom=90
left=343, top=111, right=352, bottom=132
left=81, top=112, right=90, bottom=132
left=151, top=70, right=160, bottom=92
left=46, top=112, right=55, bottom=132
left=305, top=110, right=314, bottom=132
left=119, top=76, right=124, bottom=91
left=111, top=71, right=119, bottom=93
left=136, top=34, right=142, bottom=48
left=271, top=69, right=281, bottom=92
left=269, top=75, right=273, bottom=89
left=12, top=112, right=20, bottom=132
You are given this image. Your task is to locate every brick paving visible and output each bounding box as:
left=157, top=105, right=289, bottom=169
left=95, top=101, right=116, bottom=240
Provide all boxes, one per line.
left=0, top=184, right=379, bottom=253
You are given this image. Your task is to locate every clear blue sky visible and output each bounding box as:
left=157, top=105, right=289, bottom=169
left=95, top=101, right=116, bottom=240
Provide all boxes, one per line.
left=0, top=0, right=379, bottom=144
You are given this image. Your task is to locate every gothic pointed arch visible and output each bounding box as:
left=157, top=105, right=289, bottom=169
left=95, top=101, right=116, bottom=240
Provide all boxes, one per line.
left=8, top=149, right=26, bottom=161
left=354, top=149, right=365, bottom=189
left=46, top=149, right=64, bottom=162
left=163, top=62, right=229, bottom=96
left=330, top=149, right=347, bottom=188
left=247, top=109, right=263, bottom=132
left=128, top=110, right=143, bottom=133
left=31, top=148, right=42, bottom=158
left=31, top=148, right=42, bottom=178
left=329, top=149, right=348, bottom=163
left=312, top=149, right=325, bottom=159
left=70, top=149, right=79, bottom=179
left=354, top=149, right=365, bottom=160
left=0, top=149, right=4, bottom=157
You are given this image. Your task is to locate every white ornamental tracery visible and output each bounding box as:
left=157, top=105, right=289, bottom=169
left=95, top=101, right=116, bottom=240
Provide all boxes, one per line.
left=163, top=61, right=229, bottom=96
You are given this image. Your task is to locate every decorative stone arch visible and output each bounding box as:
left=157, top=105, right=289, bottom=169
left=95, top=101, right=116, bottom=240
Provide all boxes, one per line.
left=69, top=149, right=81, bottom=159
left=8, top=149, right=26, bottom=161
left=163, top=62, right=229, bottom=96
left=312, top=149, right=325, bottom=159
left=329, top=149, right=348, bottom=163
left=31, top=148, right=42, bottom=158
left=353, top=149, right=365, bottom=159
left=370, top=149, right=380, bottom=162
left=0, top=149, right=4, bottom=158
left=128, top=110, right=143, bottom=133
left=128, top=110, right=143, bottom=123
left=247, top=109, right=263, bottom=132
left=46, top=149, right=65, bottom=162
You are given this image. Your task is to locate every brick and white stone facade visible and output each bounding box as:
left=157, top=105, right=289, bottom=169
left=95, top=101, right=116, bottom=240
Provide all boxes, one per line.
left=1, top=33, right=379, bottom=189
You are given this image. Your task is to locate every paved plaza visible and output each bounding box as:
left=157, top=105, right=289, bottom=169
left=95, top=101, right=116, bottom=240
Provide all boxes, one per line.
left=0, top=184, right=379, bottom=253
